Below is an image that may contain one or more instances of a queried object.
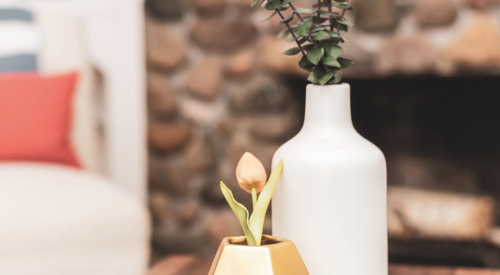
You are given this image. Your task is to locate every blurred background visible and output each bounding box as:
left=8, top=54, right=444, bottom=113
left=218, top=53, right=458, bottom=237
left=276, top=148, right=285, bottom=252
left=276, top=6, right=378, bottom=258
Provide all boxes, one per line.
left=144, top=0, right=500, bottom=267
left=2, top=0, right=500, bottom=272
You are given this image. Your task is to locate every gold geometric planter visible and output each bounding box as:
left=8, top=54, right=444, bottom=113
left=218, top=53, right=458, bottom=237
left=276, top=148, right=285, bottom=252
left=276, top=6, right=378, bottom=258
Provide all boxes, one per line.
left=208, top=235, right=309, bottom=275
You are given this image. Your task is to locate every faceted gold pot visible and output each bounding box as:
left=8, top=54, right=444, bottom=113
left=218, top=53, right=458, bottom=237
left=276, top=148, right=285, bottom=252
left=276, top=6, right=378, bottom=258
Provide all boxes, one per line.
left=208, top=235, right=309, bottom=275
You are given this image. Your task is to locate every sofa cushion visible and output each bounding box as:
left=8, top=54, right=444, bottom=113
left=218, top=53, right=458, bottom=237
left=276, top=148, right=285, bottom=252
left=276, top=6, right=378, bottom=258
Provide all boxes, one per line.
left=0, top=163, right=150, bottom=275
left=0, top=72, right=81, bottom=167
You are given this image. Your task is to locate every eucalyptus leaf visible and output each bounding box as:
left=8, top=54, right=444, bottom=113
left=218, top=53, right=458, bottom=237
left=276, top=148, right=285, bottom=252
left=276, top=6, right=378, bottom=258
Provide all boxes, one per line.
left=251, top=0, right=260, bottom=7
left=294, top=8, right=316, bottom=14
left=325, top=30, right=340, bottom=37
left=319, top=10, right=340, bottom=16
left=265, top=0, right=281, bottom=10
left=220, top=182, right=257, bottom=246
left=297, top=21, right=312, bottom=36
left=338, top=57, right=354, bottom=68
left=311, top=25, right=326, bottom=32
left=331, top=2, right=352, bottom=9
left=297, top=37, right=308, bottom=44
left=336, top=18, right=354, bottom=27
left=312, top=30, right=330, bottom=40
left=283, top=47, right=302, bottom=55
left=279, top=13, right=295, bottom=25
left=282, top=0, right=294, bottom=5
left=249, top=160, right=284, bottom=246
left=333, top=70, right=342, bottom=84
left=286, top=33, right=296, bottom=42
left=307, top=65, right=325, bottom=83
left=261, top=11, right=277, bottom=22
left=302, top=43, right=315, bottom=51
left=323, top=44, right=343, bottom=58
left=279, top=4, right=290, bottom=10
left=318, top=70, right=335, bottom=85
left=276, top=28, right=290, bottom=40
left=323, top=56, right=341, bottom=67
left=307, top=46, right=324, bottom=65
left=299, top=55, right=314, bottom=71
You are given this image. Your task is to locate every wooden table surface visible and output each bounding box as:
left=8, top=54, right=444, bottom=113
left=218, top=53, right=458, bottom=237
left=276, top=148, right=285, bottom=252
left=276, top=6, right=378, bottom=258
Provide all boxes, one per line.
left=147, top=255, right=500, bottom=275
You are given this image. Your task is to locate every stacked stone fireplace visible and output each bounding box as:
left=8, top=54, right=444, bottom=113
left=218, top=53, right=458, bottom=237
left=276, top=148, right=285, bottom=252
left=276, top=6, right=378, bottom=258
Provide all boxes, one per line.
left=144, top=0, right=500, bottom=261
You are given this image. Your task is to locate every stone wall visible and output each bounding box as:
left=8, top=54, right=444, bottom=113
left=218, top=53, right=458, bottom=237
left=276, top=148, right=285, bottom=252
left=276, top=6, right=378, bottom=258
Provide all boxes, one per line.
left=144, top=0, right=500, bottom=258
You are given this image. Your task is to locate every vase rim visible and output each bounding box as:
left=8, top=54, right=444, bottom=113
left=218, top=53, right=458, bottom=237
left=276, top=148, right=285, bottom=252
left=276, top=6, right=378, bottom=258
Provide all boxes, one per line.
left=307, top=83, right=350, bottom=88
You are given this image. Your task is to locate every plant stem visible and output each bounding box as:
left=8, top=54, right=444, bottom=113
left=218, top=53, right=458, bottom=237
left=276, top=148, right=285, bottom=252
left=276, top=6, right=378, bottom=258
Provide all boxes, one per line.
left=317, top=0, right=321, bottom=26
left=334, top=0, right=349, bottom=46
left=252, top=188, right=257, bottom=210
left=289, top=3, right=318, bottom=46
left=276, top=9, right=306, bottom=56
left=328, top=0, right=334, bottom=31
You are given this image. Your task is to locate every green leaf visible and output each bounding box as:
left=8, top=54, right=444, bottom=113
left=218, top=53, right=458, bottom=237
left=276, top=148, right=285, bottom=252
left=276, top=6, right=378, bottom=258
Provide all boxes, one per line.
left=323, top=56, right=341, bottom=67
left=286, top=33, right=295, bottom=42
left=338, top=57, right=354, bottom=68
left=296, top=21, right=312, bottom=36
left=279, top=13, right=294, bottom=25
left=332, top=21, right=349, bottom=32
left=307, top=65, right=325, bottom=83
left=310, top=25, right=326, bottom=32
left=323, top=44, right=343, bottom=58
left=276, top=28, right=290, bottom=40
left=282, top=0, right=294, bottom=5
left=251, top=0, right=260, bottom=7
left=249, top=160, right=284, bottom=246
left=312, top=30, right=330, bottom=40
left=220, top=182, right=257, bottom=246
left=302, top=44, right=315, bottom=51
left=297, top=37, right=308, bottom=44
left=331, top=2, right=353, bottom=9
left=261, top=11, right=277, bottom=22
left=307, top=46, right=324, bottom=65
left=265, top=0, right=281, bottom=10
left=336, top=18, right=354, bottom=27
left=279, top=4, right=290, bottom=11
left=333, top=70, right=343, bottom=84
left=318, top=70, right=335, bottom=85
left=294, top=8, right=316, bottom=14
left=283, top=47, right=302, bottom=55
left=319, top=10, right=340, bottom=16
left=299, top=55, right=314, bottom=71
left=325, top=30, right=340, bottom=37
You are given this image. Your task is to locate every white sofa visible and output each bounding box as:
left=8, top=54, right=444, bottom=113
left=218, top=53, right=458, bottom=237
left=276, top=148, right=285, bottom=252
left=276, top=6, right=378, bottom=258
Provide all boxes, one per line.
left=0, top=0, right=150, bottom=274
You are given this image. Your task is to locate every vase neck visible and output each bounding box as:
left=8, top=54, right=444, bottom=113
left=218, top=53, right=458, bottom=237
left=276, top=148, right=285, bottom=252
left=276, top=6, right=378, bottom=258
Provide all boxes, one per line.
left=302, top=84, right=353, bottom=132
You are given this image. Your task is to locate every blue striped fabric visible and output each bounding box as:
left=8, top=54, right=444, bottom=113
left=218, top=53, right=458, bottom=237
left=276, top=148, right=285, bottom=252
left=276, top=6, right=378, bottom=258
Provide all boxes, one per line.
left=0, top=54, right=37, bottom=72
left=0, top=6, right=38, bottom=72
left=0, top=8, right=33, bottom=22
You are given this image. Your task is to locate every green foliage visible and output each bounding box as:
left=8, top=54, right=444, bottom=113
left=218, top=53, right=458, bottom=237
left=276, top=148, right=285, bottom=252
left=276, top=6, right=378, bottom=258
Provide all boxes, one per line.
left=252, top=0, right=355, bottom=85
left=220, top=160, right=284, bottom=246
left=220, top=182, right=257, bottom=246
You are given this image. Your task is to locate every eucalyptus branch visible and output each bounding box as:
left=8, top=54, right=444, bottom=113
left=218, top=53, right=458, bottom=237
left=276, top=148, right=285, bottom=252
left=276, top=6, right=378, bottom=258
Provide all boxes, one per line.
left=328, top=1, right=334, bottom=31
left=289, top=3, right=318, bottom=46
left=253, top=0, right=355, bottom=85
left=317, top=0, right=321, bottom=26
left=334, top=0, right=350, bottom=46
left=276, top=9, right=306, bottom=56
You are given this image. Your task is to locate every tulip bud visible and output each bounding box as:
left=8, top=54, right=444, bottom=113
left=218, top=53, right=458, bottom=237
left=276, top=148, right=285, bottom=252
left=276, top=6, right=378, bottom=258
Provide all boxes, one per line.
left=236, top=152, right=267, bottom=194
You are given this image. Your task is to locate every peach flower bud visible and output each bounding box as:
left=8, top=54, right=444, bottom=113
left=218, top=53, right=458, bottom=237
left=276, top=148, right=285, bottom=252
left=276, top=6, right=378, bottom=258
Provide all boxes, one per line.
left=236, top=152, right=267, bottom=194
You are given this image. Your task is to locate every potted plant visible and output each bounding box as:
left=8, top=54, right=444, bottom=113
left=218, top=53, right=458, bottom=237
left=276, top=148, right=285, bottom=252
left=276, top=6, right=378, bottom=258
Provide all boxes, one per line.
left=208, top=153, right=309, bottom=275
left=253, top=1, right=388, bottom=275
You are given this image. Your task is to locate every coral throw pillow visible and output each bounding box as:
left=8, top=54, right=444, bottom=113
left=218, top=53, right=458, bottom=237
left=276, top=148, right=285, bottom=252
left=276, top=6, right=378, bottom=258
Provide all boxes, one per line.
left=0, top=72, right=81, bottom=167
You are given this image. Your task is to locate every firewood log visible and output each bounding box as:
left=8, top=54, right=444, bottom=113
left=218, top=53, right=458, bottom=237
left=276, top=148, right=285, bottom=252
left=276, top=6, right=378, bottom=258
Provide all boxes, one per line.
left=388, top=187, right=495, bottom=241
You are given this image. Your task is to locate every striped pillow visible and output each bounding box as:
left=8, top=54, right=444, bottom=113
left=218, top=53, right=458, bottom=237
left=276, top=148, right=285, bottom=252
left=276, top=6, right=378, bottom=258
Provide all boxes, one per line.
left=0, top=6, right=40, bottom=72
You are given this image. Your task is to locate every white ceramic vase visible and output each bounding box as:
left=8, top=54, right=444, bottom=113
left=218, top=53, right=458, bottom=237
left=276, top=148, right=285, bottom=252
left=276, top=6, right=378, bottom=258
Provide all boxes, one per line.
left=272, top=84, right=387, bottom=275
